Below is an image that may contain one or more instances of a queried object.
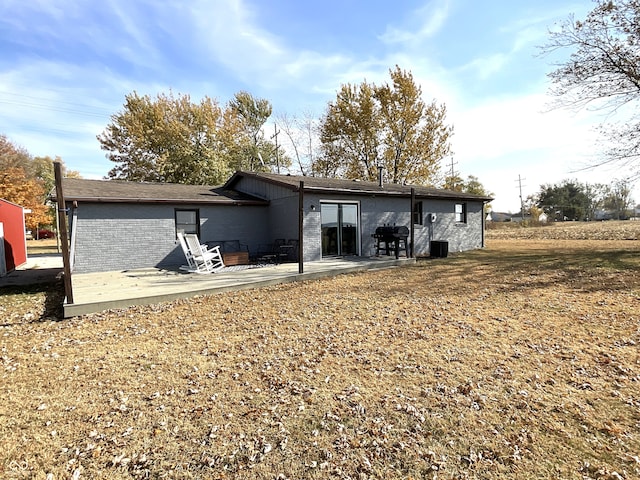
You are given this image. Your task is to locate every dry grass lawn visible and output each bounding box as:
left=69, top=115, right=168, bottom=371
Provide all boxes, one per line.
left=26, top=239, right=60, bottom=256
left=1, top=222, right=639, bottom=479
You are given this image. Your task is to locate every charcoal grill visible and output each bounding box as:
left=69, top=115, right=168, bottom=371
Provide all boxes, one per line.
left=372, top=225, right=410, bottom=259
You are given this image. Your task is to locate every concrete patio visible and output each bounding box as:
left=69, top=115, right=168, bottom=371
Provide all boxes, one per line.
left=0, top=253, right=64, bottom=287
left=64, top=256, right=415, bottom=317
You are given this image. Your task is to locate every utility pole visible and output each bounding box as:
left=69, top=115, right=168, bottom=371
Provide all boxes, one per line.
left=271, top=123, right=281, bottom=174
left=448, top=157, right=458, bottom=178
left=516, top=175, right=526, bottom=221
left=445, top=157, right=459, bottom=189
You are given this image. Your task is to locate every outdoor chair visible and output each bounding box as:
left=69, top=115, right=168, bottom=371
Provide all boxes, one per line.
left=256, top=243, right=278, bottom=263
left=177, top=232, right=197, bottom=271
left=285, top=239, right=299, bottom=262
left=273, top=238, right=291, bottom=263
left=182, top=233, right=225, bottom=273
left=256, top=239, right=297, bottom=264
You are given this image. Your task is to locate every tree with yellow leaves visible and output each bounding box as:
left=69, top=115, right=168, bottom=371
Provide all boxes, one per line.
left=0, top=136, right=80, bottom=232
left=98, top=91, right=283, bottom=184
left=0, top=167, right=49, bottom=232
left=317, top=66, right=453, bottom=185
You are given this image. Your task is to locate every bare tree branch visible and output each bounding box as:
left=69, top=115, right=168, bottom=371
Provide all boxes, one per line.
left=541, top=0, right=640, bottom=174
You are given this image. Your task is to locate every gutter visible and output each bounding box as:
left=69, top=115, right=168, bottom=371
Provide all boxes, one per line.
left=51, top=197, right=269, bottom=206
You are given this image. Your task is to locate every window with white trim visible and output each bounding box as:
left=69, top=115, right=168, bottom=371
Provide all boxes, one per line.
left=454, top=203, right=467, bottom=223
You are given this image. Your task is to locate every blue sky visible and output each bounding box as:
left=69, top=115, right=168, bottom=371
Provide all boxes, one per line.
left=1, top=0, right=636, bottom=211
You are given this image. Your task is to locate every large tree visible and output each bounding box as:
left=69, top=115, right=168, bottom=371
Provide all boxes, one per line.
left=0, top=136, right=79, bottom=230
left=229, top=91, right=284, bottom=172
left=32, top=156, right=81, bottom=196
left=0, top=134, right=32, bottom=175
left=99, top=91, right=283, bottom=184
left=99, top=92, right=242, bottom=184
left=442, top=173, right=493, bottom=212
left=537, top=180, right=592, bottom=221
left=317, top=81, right=381, bottom=179
left=602, top=178, right=634, bottom=218
left=317, top=66, right=452, bottom=185
left=543, top=0, right=640, bottom=175
left=0, top=167, right=49, bottom=231
left=375, top=66, right=452, bottom=184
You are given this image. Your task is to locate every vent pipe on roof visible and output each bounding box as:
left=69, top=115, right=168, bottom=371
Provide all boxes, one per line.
left=378, top=166, right=384, bottom=188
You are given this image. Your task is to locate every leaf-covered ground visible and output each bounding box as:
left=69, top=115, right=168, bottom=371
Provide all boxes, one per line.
left=487, top=219, right=640, bottom=240
left=1, top=222, right=639, bottom=479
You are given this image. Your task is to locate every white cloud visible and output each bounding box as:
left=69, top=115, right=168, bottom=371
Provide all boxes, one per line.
left=379, top=0, right=451, bottom=44
left=0, top=0, right=70, bottom=30
left=101, top=0, right=164, bottom=67
left=448, top=92, right=612, bottom=211
left=459, top=53, right=509, bottom=81
left=188, top=0, right=286, bottom=79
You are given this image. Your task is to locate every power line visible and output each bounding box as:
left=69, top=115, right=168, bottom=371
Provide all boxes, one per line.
left=0, top=91, right=114, bottom=111
left=0, top=91, right=113, bottom=119
left=0, top=99, right=108, bottom=119
left=0, top=90, right=112, bottom=140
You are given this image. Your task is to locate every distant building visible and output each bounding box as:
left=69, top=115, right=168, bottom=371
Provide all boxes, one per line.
left=486, top=211, right=547, bottom=223
left=486, top=211, right=512, bottom=222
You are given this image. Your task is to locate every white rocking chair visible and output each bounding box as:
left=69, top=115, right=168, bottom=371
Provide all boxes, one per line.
left=177, top=232, right=197, bottom=272
left=182, top=233, right=225, bottom=273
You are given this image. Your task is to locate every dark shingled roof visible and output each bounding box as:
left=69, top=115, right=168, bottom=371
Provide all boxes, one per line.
left=226, top=171, right=493, bottom=202
left=54, top=178, right=268, bottom=205
left=53, top=172, right=493, bottom=205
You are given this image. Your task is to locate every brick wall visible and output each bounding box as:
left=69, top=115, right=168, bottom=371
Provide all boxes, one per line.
left=70, top=193, right=486, bottom=273
left=71, top=202, right=269, bottom=273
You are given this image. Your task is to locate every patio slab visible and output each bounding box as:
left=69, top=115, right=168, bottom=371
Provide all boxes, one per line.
left=0, top=254, right=63, bottom=287
left=64, top=256, right=415, bottom=317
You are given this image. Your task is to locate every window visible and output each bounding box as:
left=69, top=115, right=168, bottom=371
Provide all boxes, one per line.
left=413, top=201, right=423, bottom=225
left=455, top=203, right=467, bottom=223
left=175, top=209, right=200, bottom=236
left=321, top=202, right=360, bottom=257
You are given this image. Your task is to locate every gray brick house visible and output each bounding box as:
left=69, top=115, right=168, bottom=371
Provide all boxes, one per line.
left=56, top=171, right=492, bottom=273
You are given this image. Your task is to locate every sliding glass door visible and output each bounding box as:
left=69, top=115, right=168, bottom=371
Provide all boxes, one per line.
left=321, top=203, right=359, bottom=257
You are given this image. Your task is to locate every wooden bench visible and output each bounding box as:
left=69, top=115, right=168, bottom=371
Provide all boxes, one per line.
left=222, top=251, right=250, bottom=266
left=206, top=240, right=250, bottom=266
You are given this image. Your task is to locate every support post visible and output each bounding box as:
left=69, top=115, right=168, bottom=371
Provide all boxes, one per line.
left=410, top=187, right=415, bottom=258
left=54, top=162, right=74, bottom=304
left=298, top=181, right=304, bottom=274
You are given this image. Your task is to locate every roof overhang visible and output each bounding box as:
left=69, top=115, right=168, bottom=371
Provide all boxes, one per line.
left=227, top=171, right=493, bottom=203
left=51, top=178, right=270, bottom=206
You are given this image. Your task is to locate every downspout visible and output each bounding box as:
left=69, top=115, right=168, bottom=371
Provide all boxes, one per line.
left=482, top=201, right=487, bottom=248
left=69, top=201, right=78, bottom=271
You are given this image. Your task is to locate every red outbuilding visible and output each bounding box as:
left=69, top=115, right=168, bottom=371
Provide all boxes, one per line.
left=0, top=198, right=28, bottom=274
